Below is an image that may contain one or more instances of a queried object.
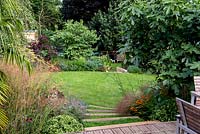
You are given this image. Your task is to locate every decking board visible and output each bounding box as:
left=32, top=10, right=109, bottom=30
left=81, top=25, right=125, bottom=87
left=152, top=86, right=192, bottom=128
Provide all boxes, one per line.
left=83, top=122, right=176, bottom=134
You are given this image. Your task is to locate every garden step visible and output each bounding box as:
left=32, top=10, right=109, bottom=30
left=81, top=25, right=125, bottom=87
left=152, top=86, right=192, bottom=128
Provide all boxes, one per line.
left=87, top=109, right=114, bottom=113
left=85, top=113, right=120, bottom=116
left=83, top=116, right=139, bottom=122
left=88, top=105, right=115, bottom=110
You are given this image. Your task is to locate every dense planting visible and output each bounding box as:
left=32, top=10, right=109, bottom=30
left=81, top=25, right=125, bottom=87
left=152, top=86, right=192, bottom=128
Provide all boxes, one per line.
left=2, top=0, right=200, bottom=133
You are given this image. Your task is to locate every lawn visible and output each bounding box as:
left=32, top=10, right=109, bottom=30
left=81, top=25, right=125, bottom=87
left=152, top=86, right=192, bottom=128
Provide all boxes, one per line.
left=83, top=118, right=144, bottom=127
left=51, top=71, right=155, bottom=107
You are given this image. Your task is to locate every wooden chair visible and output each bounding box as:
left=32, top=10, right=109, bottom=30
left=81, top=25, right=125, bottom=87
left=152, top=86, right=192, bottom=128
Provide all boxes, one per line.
left=191, top=76, right=200, bottom=105
left=176, top=98, right=200, bottom=134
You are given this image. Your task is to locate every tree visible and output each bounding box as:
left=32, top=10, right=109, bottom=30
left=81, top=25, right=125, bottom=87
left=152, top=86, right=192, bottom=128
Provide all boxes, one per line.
left=0, top=0, right=33, bottom=129
left=119, top=0, right=200, bottom=97
left=30, top=0, right=62, bottom=31
left=62, top=0, right=109, bottom=22
left=89, top=0, right=123, bottom=52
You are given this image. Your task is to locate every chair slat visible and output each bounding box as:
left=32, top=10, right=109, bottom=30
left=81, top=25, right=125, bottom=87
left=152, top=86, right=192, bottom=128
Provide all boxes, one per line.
left=176, top=98, right=200, bottom=133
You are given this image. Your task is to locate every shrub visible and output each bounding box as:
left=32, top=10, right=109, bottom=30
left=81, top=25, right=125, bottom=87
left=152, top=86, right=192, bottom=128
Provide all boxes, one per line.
left=52, top=56, right=111, bottom=71
left=128, top=85, right=177, bottom=121
left=64, top=97, right=87, bottom=122
left=52, top=57, right=86, bottom=71
left=89, top=0, right=123, bottom=52
left=115, top=93, right=135, bottom=115
left=119, top=0, right=200, bottom=98
left=29, top=35, right=56, bottom=61
left=127, top=65, right=142, bottom=73
left=49, top=96, right=87, bottom=123
left=0, top=64, right=52, bottom=134
left=41, top=115, right=83, bottom=134
left=149, top=99, right=177, bottom=121
left=50, top=20, right=99, bottom=60
left=85, top=56, right=111, bottom=71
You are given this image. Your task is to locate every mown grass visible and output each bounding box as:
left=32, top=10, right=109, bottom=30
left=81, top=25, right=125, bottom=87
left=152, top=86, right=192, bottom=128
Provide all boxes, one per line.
left=83, top=118, right=144, bottom=127
left=51, top=71, right=155, bottom=107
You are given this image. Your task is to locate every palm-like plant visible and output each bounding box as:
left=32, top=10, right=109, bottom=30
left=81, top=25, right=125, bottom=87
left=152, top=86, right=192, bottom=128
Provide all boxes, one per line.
left=0, top=0, right=34, bottom=129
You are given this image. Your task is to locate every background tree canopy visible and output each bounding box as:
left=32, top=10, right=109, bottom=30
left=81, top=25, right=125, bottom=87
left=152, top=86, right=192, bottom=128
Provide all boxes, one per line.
left=62, top=0, right=109, bottom=22
left=30, top=0, right=62, bottom=30
left=118, top=0, right=200, bottom=98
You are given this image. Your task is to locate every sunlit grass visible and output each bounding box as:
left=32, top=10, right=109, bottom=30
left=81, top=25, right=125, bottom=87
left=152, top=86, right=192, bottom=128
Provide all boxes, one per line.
left=51, top=71, right=155, bottom=107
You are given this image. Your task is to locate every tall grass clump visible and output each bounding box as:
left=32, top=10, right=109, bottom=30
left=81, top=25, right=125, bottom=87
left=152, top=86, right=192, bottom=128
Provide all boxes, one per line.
left=0, top=63, right=51, bottom=134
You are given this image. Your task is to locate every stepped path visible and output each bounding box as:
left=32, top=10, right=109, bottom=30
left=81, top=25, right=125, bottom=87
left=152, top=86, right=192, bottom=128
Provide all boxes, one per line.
left=84, top=105, right=139, bottom=123
left=81, top=105, right=176, bottom=134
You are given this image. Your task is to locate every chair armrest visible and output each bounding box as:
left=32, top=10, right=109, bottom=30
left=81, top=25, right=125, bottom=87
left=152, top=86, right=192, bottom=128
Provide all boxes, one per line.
left=191, top=91, right=200, bottom=98
left=191, top=91, right=200, bottom=105
left=176, top=114, right=181, bottom=120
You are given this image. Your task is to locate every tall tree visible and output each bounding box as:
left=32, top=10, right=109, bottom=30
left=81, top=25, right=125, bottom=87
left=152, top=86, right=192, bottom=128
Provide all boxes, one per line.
left=62, top=0, right=109, bottom=22
left=0, top=0, right=33, bottom=129
left=30, top=0, right=62, bottom=31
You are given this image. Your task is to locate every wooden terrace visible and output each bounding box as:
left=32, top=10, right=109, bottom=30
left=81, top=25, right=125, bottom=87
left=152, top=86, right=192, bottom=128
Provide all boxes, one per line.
left=81, top=121, right=176, bottom=134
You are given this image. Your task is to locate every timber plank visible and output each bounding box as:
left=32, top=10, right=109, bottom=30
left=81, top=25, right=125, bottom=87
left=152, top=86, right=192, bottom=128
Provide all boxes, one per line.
left=84, top=131, right=94, bottom=134
left=120, top=127, right=134, bottom=134
left=92, top=130, right=104, bottom=134
left=111, top=128, right=124, bottom=134
left=137, top=125, right=150, bottom=133
left=129, top=126, right=142, bottom=133
left=102, top=129, right=113, bottom=134
left=145, top=124, right=160, bottom=132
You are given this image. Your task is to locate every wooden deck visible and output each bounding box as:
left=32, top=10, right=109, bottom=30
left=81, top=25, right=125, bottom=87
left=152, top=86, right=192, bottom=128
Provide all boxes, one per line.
left=82, top=121, right=176, bottom=134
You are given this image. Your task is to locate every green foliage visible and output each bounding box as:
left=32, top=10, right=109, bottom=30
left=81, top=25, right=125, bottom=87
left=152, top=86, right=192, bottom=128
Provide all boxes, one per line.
left=89, top=0, right=123, bottom=51
left=30, top=0, right=62, bottom=30
left=29, top=35, right=56, bottom=61
left=149, top=99, right=177, bottom=121
left=51, top=20, right=99, bottom=60
left=42, top=115, right=83, bottom=134
left=127, top=65, right=142, bottom=73
left=52, top=56, right=110, bottom=71
left=119, top=0, right=200, bottom=97
left=62, top=0, right=109, bottom=22
left=64, top=97, right=87, bottom=122
left=129, top=86, right=177, bottom=121
left=0, top=0, right=35, bottom=130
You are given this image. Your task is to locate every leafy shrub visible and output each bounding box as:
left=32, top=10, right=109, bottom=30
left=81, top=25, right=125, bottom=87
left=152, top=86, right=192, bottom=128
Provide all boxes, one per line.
left=119, top=0, right=200, bottom=98
left=41, top=115, right=83, bottom=134
left=50, top=20, right=99, bottom=60
left=149, top=99, right=177, bottom=121
left=29, top=35, right=56, bottom=61
left=127, top=66, right=142, bottom=73
left=89, top=0, right=122, bottom=51
left=47, top=96, right=87, bottom=123
left=52, top=56, right=111, bottom=71
left=85, top=56, right=111, bottom=71
left=64, top=97, right=87, bottom=122
left=61, top=58, right=86, bottom=71
left=129, top=85, right=177, bottom=121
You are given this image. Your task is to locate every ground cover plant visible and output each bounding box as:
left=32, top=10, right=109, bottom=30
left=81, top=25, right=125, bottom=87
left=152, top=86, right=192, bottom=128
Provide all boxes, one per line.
left=51, top=72, right=155, bottom=107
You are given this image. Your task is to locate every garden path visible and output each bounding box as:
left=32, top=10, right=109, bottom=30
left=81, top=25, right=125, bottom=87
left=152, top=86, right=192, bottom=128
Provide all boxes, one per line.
left=82, top=121, right=176, bottom=134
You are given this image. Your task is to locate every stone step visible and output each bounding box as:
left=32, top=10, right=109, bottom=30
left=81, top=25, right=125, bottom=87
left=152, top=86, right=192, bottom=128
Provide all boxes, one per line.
left=87, top=109, right=114, bottom=113
left=88, top=105, right=115, bottom=110
left=83, top=116, right=139, bottom=122
left=85, top=113, right=119, bottom=117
